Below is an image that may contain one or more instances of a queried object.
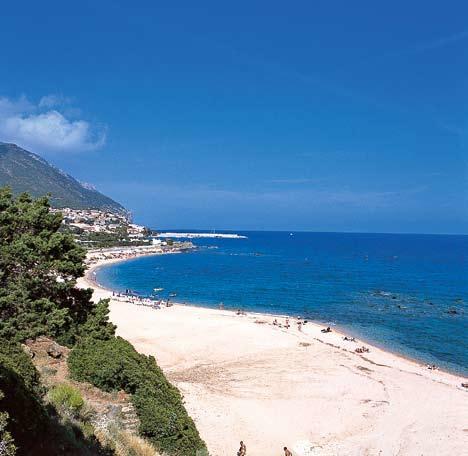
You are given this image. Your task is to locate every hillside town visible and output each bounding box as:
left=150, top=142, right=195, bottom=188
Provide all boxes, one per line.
left=51, top=207, right=156, bottom=248
left=52, top=207, right=143, bottom=235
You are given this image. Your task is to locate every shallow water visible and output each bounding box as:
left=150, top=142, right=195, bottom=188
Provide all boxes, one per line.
left=96, top=231, right=468, bottom=376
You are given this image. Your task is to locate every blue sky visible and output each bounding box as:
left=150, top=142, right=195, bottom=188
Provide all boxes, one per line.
left=1, top=1, right=467, bottom=233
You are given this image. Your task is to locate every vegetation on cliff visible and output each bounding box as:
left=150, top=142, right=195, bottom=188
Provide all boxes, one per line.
left=0, top=340, right=109, bottom=455
left=69, top=337, right=206, bottom=455
left=0, top=187, right=115, bottom=345
left=0, top=188, right=206, bottom=455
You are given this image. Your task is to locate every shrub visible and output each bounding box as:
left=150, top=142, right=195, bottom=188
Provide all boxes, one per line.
left=0, top=340, right=44, bottom=397
left=69, top=337, right=206, bottom=455
left=0, top=340, right=48, bottom=447
left=0, top=398, right=16, bottom=456
left=76, top=299, right=116, bottom=342
left=48, top=384, right=84, bottom=417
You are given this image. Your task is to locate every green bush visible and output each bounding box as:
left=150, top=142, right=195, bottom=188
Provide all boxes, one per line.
left=75, top=299, right=116, bottom=342
left=0, top=340, right=44, bottom=398
left=0, top=340, right=48, bottom=448
left=48, top=384, right=84, bottom=417
left=69, top=337, right=206, bottom=455
left=0, top=395, right=17, bottom=456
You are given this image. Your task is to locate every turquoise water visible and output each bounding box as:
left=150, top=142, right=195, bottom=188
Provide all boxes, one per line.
left=96, top=232, right=468, bottom=376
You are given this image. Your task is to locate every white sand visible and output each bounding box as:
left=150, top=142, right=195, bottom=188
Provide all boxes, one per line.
left=78, top=258, right=468, bottom=456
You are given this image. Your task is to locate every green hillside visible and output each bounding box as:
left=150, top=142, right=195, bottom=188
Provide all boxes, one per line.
left=0, top=142, right=127, bottom=214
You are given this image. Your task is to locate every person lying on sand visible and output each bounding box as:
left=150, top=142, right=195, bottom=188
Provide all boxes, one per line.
left=321, top=326, right=332, bottom=333
left=355, top=346, right=370, bottom=353
left=284, top=446, right=293, bottom=456
left=343, top=336, right=356, bottom=342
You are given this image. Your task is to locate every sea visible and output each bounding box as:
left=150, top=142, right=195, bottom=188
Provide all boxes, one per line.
left=96, top=231, right=468, bottom=376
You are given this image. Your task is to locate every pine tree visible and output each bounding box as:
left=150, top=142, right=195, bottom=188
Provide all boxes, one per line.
left=0, top=187, right=115, bottom=345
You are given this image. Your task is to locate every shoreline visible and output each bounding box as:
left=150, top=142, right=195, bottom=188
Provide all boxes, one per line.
left=85, top=251, right=466, bottom=379
left=78, top=248, right=467, bottom=455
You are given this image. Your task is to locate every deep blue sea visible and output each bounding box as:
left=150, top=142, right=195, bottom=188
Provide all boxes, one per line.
left=96, top=231, right=468, bottom=376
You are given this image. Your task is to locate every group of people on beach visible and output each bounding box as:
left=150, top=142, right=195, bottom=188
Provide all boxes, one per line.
left=111, top=291, right=174, bottom=309
left=237, top=441, right=292, bottom=455
left=86, top=247, right=159, bottom=268
left=269, top=316, right=374, bottom=355
left=272, top=317, right=308, bottom=330
left=232, top=307, right=377, bottom=359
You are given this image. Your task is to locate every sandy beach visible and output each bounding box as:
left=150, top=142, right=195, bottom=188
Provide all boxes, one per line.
left=78, top=254, right=468, bottom=456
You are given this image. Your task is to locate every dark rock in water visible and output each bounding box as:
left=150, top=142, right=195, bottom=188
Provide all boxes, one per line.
left=391, top=295, right=398, bottom=300
left=46, top=342, right=63, bottom=359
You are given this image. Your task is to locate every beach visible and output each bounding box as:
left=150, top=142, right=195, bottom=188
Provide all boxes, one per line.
left=78, top=252, right=468, bottom=456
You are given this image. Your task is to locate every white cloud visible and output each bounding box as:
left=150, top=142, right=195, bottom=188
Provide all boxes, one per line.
left=0, top=95, right=106, bottom=153
left=38, top=94, right=73, bottom=109
left=0, top=95, right=34, bottom=116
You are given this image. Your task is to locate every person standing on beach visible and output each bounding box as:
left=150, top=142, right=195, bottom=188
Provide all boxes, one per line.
left=237, top=440, right=246, bottom=455
left=283, top=446, right=292, bottom=456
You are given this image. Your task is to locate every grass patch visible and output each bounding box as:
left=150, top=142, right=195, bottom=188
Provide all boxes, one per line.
left=48, top=384, right=84, bottom=417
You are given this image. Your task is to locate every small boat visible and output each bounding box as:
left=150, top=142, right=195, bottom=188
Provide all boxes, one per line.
left=169, top=292, right=177, bottom=297
left=153, top=287, right=164, bottom=292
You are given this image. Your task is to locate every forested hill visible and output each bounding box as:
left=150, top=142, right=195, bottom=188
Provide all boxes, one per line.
left=0, top=142, right=127, bottom=215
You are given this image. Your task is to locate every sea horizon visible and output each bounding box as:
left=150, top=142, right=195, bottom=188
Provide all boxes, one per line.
left=155, top=227, right=468, bottom=237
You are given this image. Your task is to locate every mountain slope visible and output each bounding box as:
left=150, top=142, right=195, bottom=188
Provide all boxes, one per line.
left=0, top=142, right=127, bottom=214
